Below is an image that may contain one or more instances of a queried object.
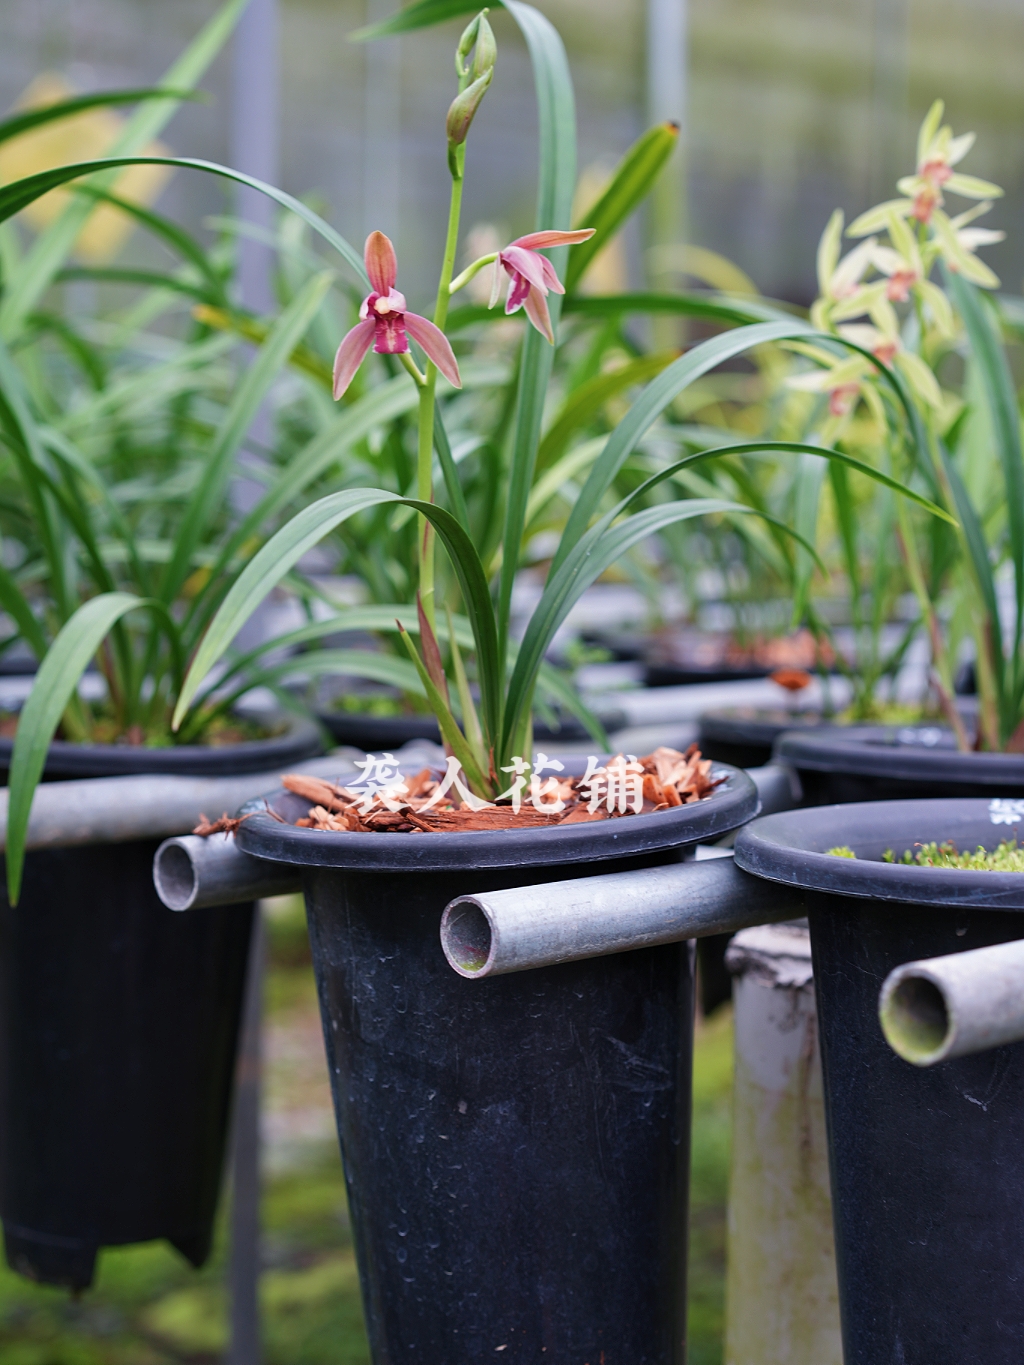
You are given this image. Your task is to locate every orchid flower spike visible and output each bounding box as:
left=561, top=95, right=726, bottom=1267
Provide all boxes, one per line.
left=333, top=232, right=461, bottom=399
left=490, top=229, right=595, bottom=343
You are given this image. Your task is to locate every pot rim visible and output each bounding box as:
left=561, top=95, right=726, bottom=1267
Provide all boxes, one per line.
left=775, top=723, right=1022, bottom=785
left=735, top=797, right=1024, bottom=910
left=236, top=762, right=758, bottom=872
left=0, top=712, right=323, bottom=779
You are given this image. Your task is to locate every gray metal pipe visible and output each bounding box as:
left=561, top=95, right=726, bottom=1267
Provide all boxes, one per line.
left=880, top=938, right=1024, bottom=1066
left=749, top=762, right=801, bottom=816
left=153, top=835, right=300, bottom=910
left=0, top=755, right=352, bottom=854
left=441, top=856, right=804, bottom=979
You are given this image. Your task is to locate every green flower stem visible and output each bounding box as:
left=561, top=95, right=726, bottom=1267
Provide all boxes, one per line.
left=449, top=251, right=498, bottom=296
left=416, top=147, right=465, bottom=627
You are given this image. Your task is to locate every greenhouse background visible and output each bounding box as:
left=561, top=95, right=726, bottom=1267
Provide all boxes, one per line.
left=1, top=1, right=1024, bottom=1362
left=4, top=0, right=1023, bottom=303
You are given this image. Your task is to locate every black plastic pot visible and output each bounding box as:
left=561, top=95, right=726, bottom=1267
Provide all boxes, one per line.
left=697, top=706, right=824, bottom=770
left=317, top=708, right=627, bottom=753
left=644, top=661, right=768, bottom=688
left=0, top=714, right=321, bottom=1289
left=735, top=799, right=1024, bottom=1363
left=237, top=763, right=757, bottom=1363
left=777, top=721, right=1024, bottom=803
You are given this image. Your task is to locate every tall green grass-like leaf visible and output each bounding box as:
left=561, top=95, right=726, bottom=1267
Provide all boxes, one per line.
left=496, top=1, right=577, bottom=669
left=550, top=320, right=817, bottom=574
left=565, top=123, right=679, bottom=292
left=947, top=271, right=1024, bottom=658
left=0, top=158, right=368, bottom=286
left=0, top=90, right=204, bottom=147
left=159, top=269, right=335, bottom=603
left=0, top=0, right=250, bottom=338
left=5, top=593, right=170, bottom=903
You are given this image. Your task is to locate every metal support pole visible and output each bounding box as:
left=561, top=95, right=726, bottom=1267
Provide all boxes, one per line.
left=228, top=4, right=278, bottom=1355
left=724, top=924, right=842, bottom=1365
left=227, top=907, right=265, bottom=1365
left=363, top=0, right=401, bottom=242
left=232, top=0, right=279, bottom=316
left=868, top=0, right=908, bottom=205
left=645, top=0, right=687, bottom=342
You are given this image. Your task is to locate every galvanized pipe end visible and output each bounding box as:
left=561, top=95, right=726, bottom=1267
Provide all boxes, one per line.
left=879, top=966, right=954, bottom=1066
left=153, top=834, right=302, bottom=911
left=154, top=838, right=202, bottom=911
left=441, top=897, right=496, bottom=978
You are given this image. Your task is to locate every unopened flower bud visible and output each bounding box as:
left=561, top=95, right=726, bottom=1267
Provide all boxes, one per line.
left=446, top=66, right=493, bottom=148
left=469, top=13, right=496, bottom=81
left=456, top=9, right=494, bottom=80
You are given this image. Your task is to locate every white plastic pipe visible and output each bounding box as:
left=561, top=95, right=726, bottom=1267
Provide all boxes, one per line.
left=880, top=937, right=1024, bottom=1065
left=441, top=856, right=803, bottom=979
left=724, top=923, right=842, bottom=1365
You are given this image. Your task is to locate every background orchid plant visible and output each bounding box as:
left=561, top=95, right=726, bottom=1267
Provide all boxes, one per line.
left=785, top=99, right=1024, bottom=748
left=0, top=0, right=952, bottom=897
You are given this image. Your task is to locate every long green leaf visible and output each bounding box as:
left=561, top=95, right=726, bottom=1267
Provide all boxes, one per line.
left=640, top=441, right=955, bottom=525
left=947, top=271, right=1024, bottom=654
left=0, top=563, right=47, bottom=660
left=938, top=442, right=1004, bottom=691
left=433, top=402, right=471, bottom=530
left=189, top=375, right=421, bottom=630
left=6, top=592, right=143, bottom=902
left=562, top=292, right=791, bottom=325
left=0, top=89, right=204, bottom=147
left=792, top=452, right=827, bottom=620
left=174, top=485, right=503, bottom=741
left=550, top=319, right=818, bottom=573
left=0, top=0, right=249, bottom=337
left=0, top=157, right=368, bottom=290
left=398, top=628, right=491, bottom=793
left=160, top=270, right=335, bottom=603
left=0, top=338, right=70, bottom=615
left=65, top=182, right=229, bottom=297
left=172, top=488, right=403, bottom=726
left=537, top=350, right=677, bottom=472
left=504, top=499, right=808, bottom=755
left=496, top=0, right=577, bottom=670
left=351, top=0, right=480, bottom=38
left=565, top=123, right=679, bottom=292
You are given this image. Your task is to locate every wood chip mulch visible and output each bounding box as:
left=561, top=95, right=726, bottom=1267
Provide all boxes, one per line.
left=272, top=744, right=723, bottom=835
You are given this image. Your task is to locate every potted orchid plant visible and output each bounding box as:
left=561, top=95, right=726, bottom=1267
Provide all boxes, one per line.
left=0, top=0, right=335, bottom=1291
left=775, top=100, right=1024, bottom=803
left=0, top=0, right=948, bottom=1349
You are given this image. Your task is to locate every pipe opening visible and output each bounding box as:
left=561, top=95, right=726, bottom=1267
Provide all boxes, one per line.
left=153, top=842, right=198, bottom=912
left=441, top=899, right=493, bottom=976
left=882, top=974, right=951, bottom=1064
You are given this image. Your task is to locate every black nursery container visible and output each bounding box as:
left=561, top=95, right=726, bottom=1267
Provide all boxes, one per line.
left=237, top=762, right=758, bottom=1364
left=0, top=715, right=321, bottom=1289
left=776, top=720, right=1024, bottom=803
left=317, top=706, right=627, bottom=753
left=736, top=798, right=1024, bottom=1364
left=697, top=706, right=823, bottom=770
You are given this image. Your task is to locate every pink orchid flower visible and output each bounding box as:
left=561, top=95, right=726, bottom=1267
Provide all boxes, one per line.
left=333, top=232, right=461, bottom=399
left=490, top=228, right=595, bottom=343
